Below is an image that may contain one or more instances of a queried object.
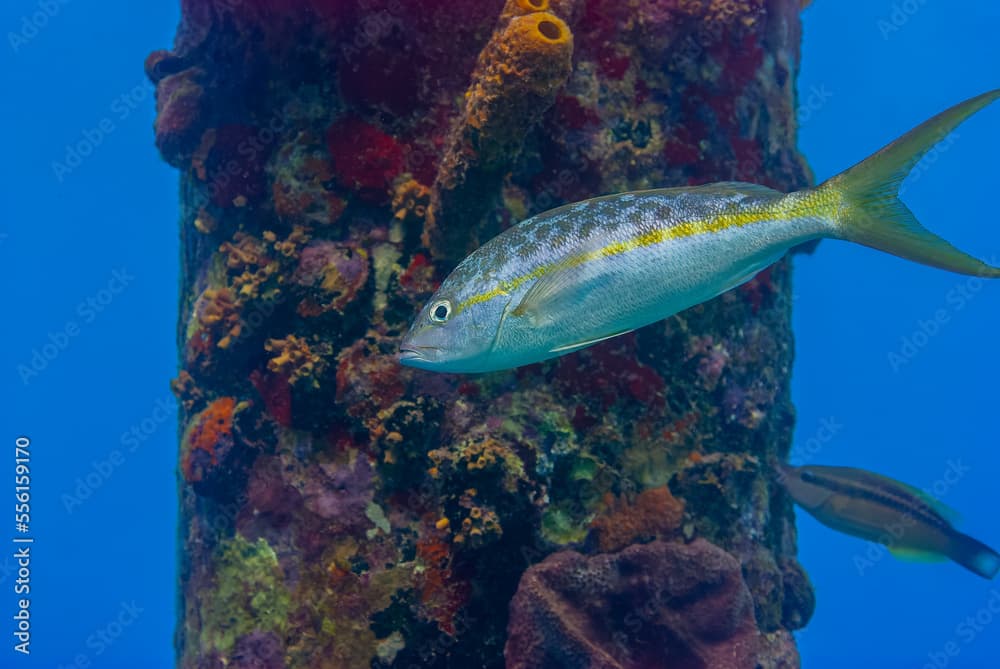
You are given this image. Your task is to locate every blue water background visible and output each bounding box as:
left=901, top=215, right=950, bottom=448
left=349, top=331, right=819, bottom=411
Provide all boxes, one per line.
left=793, top=3, right=1000, bottom=668
left=2, top=2, right=181, bottom=667
left=1, top=1, right=998, bottom=667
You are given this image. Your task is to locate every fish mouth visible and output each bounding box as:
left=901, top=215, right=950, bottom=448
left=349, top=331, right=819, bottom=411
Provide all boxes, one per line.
left=398, top=345, right=438, bottom=365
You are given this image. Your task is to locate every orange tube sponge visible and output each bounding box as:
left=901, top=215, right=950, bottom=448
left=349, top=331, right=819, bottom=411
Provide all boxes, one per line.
left=461, top=12, right=573, bottom=166
left=499, top=0, right=550, bottom=23
left=428, top=10, right=574, bottom=259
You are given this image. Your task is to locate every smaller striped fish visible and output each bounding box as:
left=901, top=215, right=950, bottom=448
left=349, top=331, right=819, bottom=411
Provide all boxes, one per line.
left=400, top=90, right=1000, bottom=373
left=777, top=462, right=1000, bottom=580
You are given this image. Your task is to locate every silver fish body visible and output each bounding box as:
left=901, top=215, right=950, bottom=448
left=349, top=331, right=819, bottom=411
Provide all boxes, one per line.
left=401, top=90, right=1000, bottom=373
left=402, top=185, right=825, bottom=372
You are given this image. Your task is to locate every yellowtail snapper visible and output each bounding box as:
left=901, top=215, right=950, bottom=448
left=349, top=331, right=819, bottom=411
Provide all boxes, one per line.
left=777, top=462, right=1000, bottom=579
left=400, top=90, right=1000, bottom=373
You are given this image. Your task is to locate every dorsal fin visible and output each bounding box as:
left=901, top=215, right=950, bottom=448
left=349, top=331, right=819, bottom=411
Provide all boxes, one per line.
left=685, top=181, right=782, bottom=197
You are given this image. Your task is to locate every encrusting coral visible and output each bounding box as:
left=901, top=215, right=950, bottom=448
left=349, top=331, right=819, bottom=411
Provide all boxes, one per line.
left=197, top=535, right=291, bottom=658
left=152, top=0, right=817, bottom=666
left=588, top=486, right=685, bottom=553
left=264, top=334, right=332, bottom=388
left=180, top=396, right=237, bottom=485
left=270, top=131, right=349, bottom=227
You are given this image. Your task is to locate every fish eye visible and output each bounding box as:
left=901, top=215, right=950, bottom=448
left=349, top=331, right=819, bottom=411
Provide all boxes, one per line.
left=430, top=300, right=452, bottom=323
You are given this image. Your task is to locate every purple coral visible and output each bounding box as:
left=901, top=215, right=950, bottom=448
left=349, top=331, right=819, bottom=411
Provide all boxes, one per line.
left=505, top=539, right=794, bottom=669
left=303, top=457, right=374, bottom=525
left=230, top=631, right=287, bottom=669
left=688, top=334, right=730, bottom=390
left=293, top=240, right=370, bottom=314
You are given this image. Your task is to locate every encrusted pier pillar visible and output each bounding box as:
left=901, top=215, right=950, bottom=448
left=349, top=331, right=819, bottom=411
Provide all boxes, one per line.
left=151, top=1, right=814, bottom=666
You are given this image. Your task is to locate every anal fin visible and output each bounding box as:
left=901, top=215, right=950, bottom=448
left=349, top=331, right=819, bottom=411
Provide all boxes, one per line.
left=888, top=545, right=947, bottom=564
left=550, top=329, right=634, bottom=354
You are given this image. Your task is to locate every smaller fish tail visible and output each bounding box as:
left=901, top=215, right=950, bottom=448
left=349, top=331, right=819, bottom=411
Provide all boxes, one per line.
left=823, top=88, right=1000, bottom=277
left=947, top=531, right=1000, bottom=580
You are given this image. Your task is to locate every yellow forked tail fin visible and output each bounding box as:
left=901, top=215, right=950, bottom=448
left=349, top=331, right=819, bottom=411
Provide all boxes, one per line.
left=822, top=89, right=1000, bottom=277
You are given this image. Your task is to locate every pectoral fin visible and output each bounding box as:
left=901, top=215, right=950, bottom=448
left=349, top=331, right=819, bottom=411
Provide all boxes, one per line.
left=512, top=263, right=582, bottom=323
